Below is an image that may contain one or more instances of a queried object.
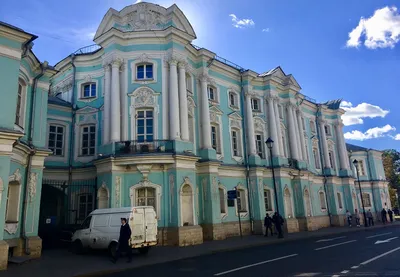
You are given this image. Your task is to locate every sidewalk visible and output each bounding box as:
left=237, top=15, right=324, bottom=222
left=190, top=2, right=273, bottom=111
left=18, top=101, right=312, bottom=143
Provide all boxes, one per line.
left=1, top=222, right=398, bottom=277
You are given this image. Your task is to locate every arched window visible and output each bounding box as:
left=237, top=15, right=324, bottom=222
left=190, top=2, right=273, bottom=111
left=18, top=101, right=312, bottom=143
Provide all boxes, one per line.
left=284, top=187, right=293, bottom=218
left=319, top=191, right=327, bottom=210
left=97, top=185, right=109, bottom=209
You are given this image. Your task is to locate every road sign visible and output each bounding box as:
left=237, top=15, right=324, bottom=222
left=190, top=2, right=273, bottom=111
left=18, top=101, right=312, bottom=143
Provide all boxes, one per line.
left=227, top=190, right=237, bottom=200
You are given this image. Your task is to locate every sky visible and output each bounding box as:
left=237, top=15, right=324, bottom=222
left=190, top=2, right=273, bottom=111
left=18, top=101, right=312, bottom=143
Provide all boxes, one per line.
left=1, top=0, right=400, bottom=151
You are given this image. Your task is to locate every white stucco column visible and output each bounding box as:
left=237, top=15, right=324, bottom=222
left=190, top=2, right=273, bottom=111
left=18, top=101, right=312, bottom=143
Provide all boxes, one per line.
left=335, top=122, right=347, bottom=170
left=199, top=75, right=212, bottom=149
left=267, top=97, right=279, bottom=156
left=178, top=62, right=189, bottom=141
left=120, top=60, right=128, bottom=141
left=297, top=110, right=307, bottom=160
left=110, top=59, right=121, bottom=142
left=103, top=64, right=111, bottom=144
left=319, top=119, right=331, bottom=168
left=293, top=107, right=303, bottom=160
left=246, top=92, right=257, bottom=156
left=169, top=60, right=180, bottom=140
left=287, top=103, right=299, bottom=159
left=273, top=98, right=284, bottom=156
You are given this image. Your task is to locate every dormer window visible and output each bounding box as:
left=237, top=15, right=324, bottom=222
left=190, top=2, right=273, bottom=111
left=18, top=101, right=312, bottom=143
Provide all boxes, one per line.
left=82, top=83, right=96, bottom=98
left=136, top=64, right=153, bottom=80
left=251, top=98, right=260, bottom=112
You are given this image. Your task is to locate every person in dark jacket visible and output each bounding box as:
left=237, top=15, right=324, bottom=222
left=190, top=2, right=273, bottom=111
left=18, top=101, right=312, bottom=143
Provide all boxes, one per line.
left=112, top=218, right=132, bottom=263
left=381, top=208, right=387, bottom=224
left=264, top=213, right=273, bottom=237
left=272, top=212, right=284, bottom=239
left=388, top=209, right=394, bottom=223
left=366, top=209, right=374, bottom=226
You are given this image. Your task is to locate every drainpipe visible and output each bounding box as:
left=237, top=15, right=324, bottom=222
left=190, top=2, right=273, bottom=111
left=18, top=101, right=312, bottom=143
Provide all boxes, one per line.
left=68, top=54, right=76, bottom=189
left=316, top=104, right=332, bottom=227
left=239, top=71, right=254, bottom=234
left=21, top=61, right=47, bottom=255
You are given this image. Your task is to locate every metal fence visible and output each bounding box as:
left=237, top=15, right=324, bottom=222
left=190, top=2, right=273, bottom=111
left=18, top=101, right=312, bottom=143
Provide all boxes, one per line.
left=114, top=140, right=175, bottom=155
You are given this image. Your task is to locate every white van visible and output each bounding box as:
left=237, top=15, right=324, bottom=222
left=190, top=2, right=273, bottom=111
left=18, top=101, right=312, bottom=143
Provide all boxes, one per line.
left=71, top=206, right=157, bottom=256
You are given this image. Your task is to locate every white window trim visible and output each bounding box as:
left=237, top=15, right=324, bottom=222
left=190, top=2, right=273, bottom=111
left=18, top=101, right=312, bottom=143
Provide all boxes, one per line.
left=284, top=187, right=294, bottom=218
left=210, top=107, right=224, bottom=160
left=46, top=120, right=70, bottom=164
left=74, top=108, right=98, bottom=163
left=135, top=63, right=154, bottom=81
left=219, top=185, right=228, bottom=219
left=227, top=90, right=240, bottom=111
left=336, top=191, right=343, bottom=211
left=264, top=188, right=274, bottom=212
left=319, top=190, right=327, bottom=212
left=179, top=180, right=197, bottom=226
left=130, top=180, right=162, bottom=219
left=360, top=192, right=373, bottom=208
left=354, top=159, right=367, bottom=177
left=211, top=124, right=222, bottom=156
left=281, top=124, right=288, bottom=158
left=77, top=79, right=99, bottom=103
left=235, top=186, right=249, bottom=218
left=135, top=109, right=155, bottom=141
left=5, top=169, right=23, bottom=234
left=81, top=82, right=97, bottom=98
left=131, top=57, right=158, bottom=85
left=186, top=73, right=193, bottom=96
left=207, top=84, right=220, bottom=104
left=310, top=120, right=316, bottom=134
left=325, top=124, right=332, bottom=136
left=303, top=188, right=312, bottom=217
left=97, top=182, right=110, bottom=209
left=79, top=124, right=97, bottom=157
left=255, top=132, right=265, bottom=159
left=251, top=97, right=261, bottom=112
left=230, top=127, right=243, bottom=161
left=14, top=79, right=28, bottom=132
left=278, top=104, right=284, bottom=119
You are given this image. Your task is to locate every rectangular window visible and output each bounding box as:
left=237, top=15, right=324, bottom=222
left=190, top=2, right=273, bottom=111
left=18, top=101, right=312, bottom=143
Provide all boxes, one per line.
left=337, top=192, right=343, bottom=209
left=319, top=192, right=327, bottom=210
left=301, top=117, right=306, bottom=130
left=208, top=87, right=215, bottom=101
left=211, top=125, right=221, bottom=153
left=188, top=116, right=194, bottom=143
left=358, top=160, right=366, bottom=176
left=186, top=75, right=192, bottom=93
left=251, top=98, right=260, bottom=111
left=15, top=83, right=22, bottom=126
left=256, top=134, right=264, bottom=158
left=278, top=105, right=283, bottom=119
left=219, top=188, right=226, bottom=214
left=81, top=125, right=96, bottom=156
left=229, top=92, right=236, bottom=107
left=310, top=121, right=316, bottom=133
left=232, top=130, right=239, bottom=156
left=313, top=148, right=321, bottom=169
left=78, top=194, right=94, bottom=220
left=324, top=125, right=331, bottom=136
left=48, top=125, right=65, bottom=156
left=264, top=190, right=272, bottom=211
left=329, top=152, right=334, bottom=169
left=237, top=190, right=247, bottom=212
left=82, top=83, right=96, bottom=98
left=136, top=110, right=154, bottom=142
left=362, top=193, right=371, bottom=207
left=137, top=64, right=153, bottom=80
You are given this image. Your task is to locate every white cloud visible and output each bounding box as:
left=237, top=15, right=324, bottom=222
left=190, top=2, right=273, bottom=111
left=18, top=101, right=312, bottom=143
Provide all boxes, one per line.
left=344, top=124, right=396, bottom=141
left=229, top=14, right=255, bottom=29
left=340, top=101, right=389, bottom=126
left=346, top=6, right=400, bottom=49
left=394, top=134, right=400, bottom=140
left=134, top=0, right=142, bottom=3
left=262, top=28, right=270, bottom=32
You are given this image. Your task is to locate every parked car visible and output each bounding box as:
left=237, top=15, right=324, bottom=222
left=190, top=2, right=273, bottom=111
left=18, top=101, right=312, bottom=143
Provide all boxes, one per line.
left=71, top=206, right=158, bottom=256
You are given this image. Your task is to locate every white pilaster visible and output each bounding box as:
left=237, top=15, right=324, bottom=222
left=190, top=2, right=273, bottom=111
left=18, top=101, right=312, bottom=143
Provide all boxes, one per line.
left=120, top=60, right=128, bottom=141
left=110, top=59, right=121, bottom=142
left=319, top=119, right=331, bottom=168
left=287, top=104, right=299, bottom=159
left=293, top=107, right=303, bottom=160
left=178, top=63, right=189, bottom=141
left=169, top=60, right=180, bottom=139
left=103, top=64, right=111, bottom=144
left=267, top=97, right=279, bottom=156
left=273, top=98, right=284, bottom=156
left=336, top=121, right=349, bottom=169
left=246, top=92, right=256, bottom=156
left=297, top=110, right=307, bottom=161
left=199, top=74, right=212, bottom=149
left=162, top=60, right=169, bottom=139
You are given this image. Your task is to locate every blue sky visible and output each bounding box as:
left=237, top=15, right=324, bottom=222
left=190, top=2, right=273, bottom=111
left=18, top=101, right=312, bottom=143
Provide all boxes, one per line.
left=1, top=0, right=400, bottom=151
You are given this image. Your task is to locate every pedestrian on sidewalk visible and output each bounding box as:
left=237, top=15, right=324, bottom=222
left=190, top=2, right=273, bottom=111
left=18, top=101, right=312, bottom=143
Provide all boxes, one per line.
left=264, top=213, right=273, bottom=237
left=346, top=210, right=352, bottom=227
left=354, top=209, right=360, bottom=227
left=388, top=209, right=393, bottom=223
left=381, top=208, right=387, bottom=224
left=111, top=218, right=132, bottom=264
left=272, top=212, right=284, bottom=239
left=366, top=209, right=374, bottom=226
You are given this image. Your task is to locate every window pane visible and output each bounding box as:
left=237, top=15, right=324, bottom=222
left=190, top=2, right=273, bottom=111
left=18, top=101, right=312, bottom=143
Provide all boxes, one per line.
left=82, top=148, right=88, bottom=155
left=137, top=71, right=144, bottom=79
left=90, top=126, right=96, bottom=132
left=146, top=126, right=153, bottom=134
left=48, top=140, right=55, bottom=147
left=146, top=111, right=153, bottom=117
left=137, top=126, right=144, bottom=134
left=56, top=141, right=62, bottom=148
left=137, top=111, right=144, bottom=118
left=146, top=65, right=153, bottom=79
left=146, top=119, right=153, bottom=126
left=84, top=85, right=90, bottom=97
left=146, top=135, right=153, bottom=141
left=137, top=119, right=144, bottom=127
left=57, top=126, right=64, bottom=133
left=91, top=84, right=96, bottom=97
left=137, top=135, right=145, bottom=142
left=49, top=133, right=55, bottom=140
left=50, top=126, right=56, bottom=132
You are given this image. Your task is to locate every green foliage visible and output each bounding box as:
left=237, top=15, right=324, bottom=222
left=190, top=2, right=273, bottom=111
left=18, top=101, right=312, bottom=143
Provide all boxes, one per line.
left=383, top=149, right=400, bottom=207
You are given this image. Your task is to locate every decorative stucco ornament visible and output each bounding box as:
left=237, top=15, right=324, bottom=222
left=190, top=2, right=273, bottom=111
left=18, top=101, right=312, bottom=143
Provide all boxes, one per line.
left=115, top=176, right=121, bottom=207
left=28, top=172, right=38, bottom=202
left=132, top=87, right=155, bottom=108
left=127, top=3, right=166, bottom=31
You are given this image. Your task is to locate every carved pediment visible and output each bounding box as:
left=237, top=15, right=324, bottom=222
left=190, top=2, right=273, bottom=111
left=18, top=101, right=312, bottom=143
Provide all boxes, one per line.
left=76, top=106, right=98, bottom=114
left=228, top=111, right=242, bottom=120
left=129, top=86, right=158, bottom=108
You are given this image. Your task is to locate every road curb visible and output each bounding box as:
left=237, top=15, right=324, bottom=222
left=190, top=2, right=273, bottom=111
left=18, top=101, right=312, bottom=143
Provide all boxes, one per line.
left=74, top=223, right=398, bottom=277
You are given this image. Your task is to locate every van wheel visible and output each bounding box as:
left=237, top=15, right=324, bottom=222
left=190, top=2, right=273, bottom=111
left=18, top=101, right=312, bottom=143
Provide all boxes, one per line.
left=138, top=247, right=150, bottom=255
left=71, top=240, right=83, bottom=255
left=108, top=242, right=118, bottom=258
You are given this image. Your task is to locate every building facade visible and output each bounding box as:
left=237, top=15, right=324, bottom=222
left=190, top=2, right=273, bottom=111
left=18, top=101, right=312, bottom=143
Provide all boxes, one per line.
left=0, top=1, right=390, bottom=269
left=0, top=22, right=56, bottom=269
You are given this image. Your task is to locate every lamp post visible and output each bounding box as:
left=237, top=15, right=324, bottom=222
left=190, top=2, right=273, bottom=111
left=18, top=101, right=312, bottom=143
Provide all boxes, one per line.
left=353, top=159, right=368, bottom=227
left=266, top=138, right=280, bottom=216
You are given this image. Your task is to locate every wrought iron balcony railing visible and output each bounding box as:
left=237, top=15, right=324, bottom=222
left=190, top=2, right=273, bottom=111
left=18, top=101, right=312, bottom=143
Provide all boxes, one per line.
left=114, top=140, right=175, bottom=155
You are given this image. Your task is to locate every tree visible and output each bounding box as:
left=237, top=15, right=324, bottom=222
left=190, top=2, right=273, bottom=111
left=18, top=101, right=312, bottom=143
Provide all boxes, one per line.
left=382, top=149, right=400, bottom=207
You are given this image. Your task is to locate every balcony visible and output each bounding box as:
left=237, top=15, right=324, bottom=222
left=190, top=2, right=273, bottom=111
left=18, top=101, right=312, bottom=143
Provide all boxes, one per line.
left=114, top=140, right=175, bottom=156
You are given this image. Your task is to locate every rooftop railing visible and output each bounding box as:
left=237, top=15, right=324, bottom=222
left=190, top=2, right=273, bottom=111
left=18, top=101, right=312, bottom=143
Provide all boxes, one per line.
left=73, top=44, right=101, bottom=55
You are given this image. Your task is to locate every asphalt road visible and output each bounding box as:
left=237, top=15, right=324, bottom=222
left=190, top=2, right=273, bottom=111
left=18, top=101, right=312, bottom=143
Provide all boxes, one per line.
left=106, top=225, right=400, bottom=277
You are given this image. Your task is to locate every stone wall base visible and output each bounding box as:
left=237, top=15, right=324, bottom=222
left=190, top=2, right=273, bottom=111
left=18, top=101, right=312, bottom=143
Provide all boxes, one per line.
left=158, top=226, right=203, bottom=246
left=252, top=220, right=263, bottom=235
left=201, top=223, right=227, bottom=241
left=0, top=241, right=9, bottom=270
left=6, top=236, right=42, bottom=261
left=222, top=221, right=251, bottom=238
left=297, top=217, right=317, bottom=231
left=284, top=218, right=299, bottom=233
left=332, top=215, right=346, bottom=226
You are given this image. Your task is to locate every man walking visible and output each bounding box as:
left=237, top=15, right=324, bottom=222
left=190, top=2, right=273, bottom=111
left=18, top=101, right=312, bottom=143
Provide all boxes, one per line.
left=388, top=209, right=394, bottom=223
left=366, top=209, right=374, bottom=226
left=272, top=212, right=284, bottom=239
left=264, top=213, right=273, bottom=237
left=381, top=208, right=387, bottom=224
left=112, top=218, right=132, bottom=263
left=346, top=210, right=352, bottom=227
left=354, top=209, right=360, bottom=227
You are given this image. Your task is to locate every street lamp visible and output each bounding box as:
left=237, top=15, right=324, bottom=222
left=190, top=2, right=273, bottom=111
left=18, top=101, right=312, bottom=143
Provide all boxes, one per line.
left=266, top=137, right=280, bottom=216
left=353, top=159, right=368, bottom=227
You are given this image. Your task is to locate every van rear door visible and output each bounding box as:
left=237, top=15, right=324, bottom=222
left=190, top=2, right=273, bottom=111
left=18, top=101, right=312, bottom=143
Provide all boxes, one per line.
left=130, top=208, right=145, bottom=245
left=144, top=207, right=157, bottom=242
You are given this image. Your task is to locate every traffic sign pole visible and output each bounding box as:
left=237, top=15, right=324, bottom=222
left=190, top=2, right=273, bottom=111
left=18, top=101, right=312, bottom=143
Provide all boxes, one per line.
left=236, top=187, right=243, bottom=239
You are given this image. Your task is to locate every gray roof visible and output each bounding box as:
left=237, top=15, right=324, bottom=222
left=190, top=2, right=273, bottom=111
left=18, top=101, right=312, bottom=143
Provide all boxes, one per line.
left=323, top=99, right=343, bottom=110
left=48, top=95, right=72, bottom=107
left=346, top=143, right=370, bottom=152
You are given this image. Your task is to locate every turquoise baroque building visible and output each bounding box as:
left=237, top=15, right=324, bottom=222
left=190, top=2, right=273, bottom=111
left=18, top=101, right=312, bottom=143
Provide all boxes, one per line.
left=0, top=22, right=56, bottom=269
left=0, top=2, right=390, bottom=269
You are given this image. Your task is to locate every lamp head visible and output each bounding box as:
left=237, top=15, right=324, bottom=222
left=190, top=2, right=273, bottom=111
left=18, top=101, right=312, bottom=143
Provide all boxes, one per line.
left=265, top=137, right=274, bottom=149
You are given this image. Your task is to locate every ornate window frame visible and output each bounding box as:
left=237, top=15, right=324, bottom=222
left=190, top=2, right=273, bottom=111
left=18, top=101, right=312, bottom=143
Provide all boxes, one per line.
left=318, top=189, right=327, bottom=212
left=210, top=106, right=223, bottom=159
left=336, top=191, right=343, bottom=211
left=303, top=188, right=312, bottom=217
left=229, top=113, right=243, bottom=162
left=283, top=185, right=294, bottom=218
left=131, top=53, right=158, bottom=85
left=179, top=177, right=196, bottom=226
left=128, top=86, right=160, bottom=140
left=207, top=82, right=220, bottom=105
left=14, top=78, right=28, bottom=132
left=77, top=75, right=99, bottom=103
left=312, top=138, right=321, bottom=170
left=130, top=179, right=162, bottom=218
left=4, top=169, right=23, bottom=234
left=74, top=106, right=98, bottom=163
left=235, top=183, right=249, bottom=218
left=46, top=120, right=70, bottom=163
left=254, top=117, right=267, bottom=159
left=327, top=140, right=337, bottom=171
left=227, top=89, right=240, bottom=111
left=97, top=181, right=110, bottom=209
left=281, top=123, right=288, bottom=158
left=263, top=188, right=274, bottom=212
left=218, top=184, right=228, bottom=219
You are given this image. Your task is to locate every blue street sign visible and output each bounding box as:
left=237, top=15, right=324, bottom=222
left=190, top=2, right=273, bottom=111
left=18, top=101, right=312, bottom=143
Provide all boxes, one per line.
left=227, top=190, right=237, bottom=200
